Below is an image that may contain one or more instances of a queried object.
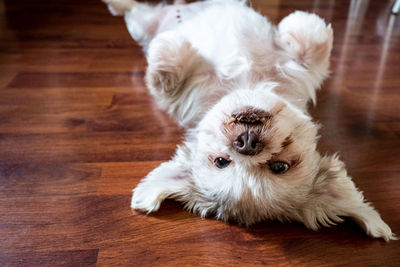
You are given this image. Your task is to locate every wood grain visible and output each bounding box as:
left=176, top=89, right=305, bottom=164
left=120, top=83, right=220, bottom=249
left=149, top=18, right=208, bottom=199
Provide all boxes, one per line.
left=0, top=0, right=399, bottom=266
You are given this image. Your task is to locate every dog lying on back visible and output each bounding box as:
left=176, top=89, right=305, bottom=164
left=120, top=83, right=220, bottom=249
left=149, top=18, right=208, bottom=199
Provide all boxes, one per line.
left=103, top=0, right=396, bottom=241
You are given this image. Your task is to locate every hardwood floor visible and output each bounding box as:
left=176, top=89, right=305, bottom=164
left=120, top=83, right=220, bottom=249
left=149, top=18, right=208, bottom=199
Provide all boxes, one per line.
left=1, top=0, right=399, bottom=266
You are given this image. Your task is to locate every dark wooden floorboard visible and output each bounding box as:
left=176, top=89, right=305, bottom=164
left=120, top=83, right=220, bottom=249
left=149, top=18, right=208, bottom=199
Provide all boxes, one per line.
left=0, top=0, right=399, bottom=266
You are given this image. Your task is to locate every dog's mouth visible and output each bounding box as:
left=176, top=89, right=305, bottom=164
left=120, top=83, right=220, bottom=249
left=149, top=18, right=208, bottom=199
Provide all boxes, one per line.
left=229, top=107, right=271, bottom=125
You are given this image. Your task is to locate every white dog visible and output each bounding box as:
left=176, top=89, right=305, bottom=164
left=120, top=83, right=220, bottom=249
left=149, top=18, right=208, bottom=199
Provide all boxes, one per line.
left=103, top=0, right=396, bottom=241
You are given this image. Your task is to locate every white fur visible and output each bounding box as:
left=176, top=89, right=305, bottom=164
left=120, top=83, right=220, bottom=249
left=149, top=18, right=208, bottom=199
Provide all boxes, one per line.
left=103, top=0, right=396, bottom=241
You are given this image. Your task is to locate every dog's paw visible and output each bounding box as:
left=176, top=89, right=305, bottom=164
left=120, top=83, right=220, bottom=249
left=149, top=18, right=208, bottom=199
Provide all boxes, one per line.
left=278, top=11, right=332, bottom=67
left=102, top=0, right=137, bottom=16
left=131, top=183, right=163, bottom=213
left=146, top=32, right=195, bottom=95
left=146, top=67, right=181, bottom=95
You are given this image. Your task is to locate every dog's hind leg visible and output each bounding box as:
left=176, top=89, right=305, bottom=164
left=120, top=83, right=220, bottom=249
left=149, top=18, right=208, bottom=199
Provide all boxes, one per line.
left=103, top=0, right=137, bottom=16
left=103, top=0, right=213, bottom=52
left=103, top=0, right=167, bottom=50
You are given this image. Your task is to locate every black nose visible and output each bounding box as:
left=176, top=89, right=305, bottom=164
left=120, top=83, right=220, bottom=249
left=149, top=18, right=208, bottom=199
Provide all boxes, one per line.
left=233, top=131, right=264, bottom=155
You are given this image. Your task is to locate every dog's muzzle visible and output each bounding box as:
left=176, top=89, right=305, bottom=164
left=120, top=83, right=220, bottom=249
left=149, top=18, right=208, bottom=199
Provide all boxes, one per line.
left=230, top=107, right=269, bottom=155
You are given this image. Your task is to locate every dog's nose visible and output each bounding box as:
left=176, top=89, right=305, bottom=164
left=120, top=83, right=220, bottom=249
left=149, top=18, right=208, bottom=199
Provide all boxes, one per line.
left=233, top=131, right=264, bottom=155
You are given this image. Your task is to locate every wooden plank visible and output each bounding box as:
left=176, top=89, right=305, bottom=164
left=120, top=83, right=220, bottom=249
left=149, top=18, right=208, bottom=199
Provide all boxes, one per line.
left=0, top=250, right=98, bottom=266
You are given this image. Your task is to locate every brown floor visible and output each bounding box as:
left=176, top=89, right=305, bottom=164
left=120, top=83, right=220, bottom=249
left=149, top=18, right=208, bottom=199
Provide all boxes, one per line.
left=0, top=0, right=400, bottom=266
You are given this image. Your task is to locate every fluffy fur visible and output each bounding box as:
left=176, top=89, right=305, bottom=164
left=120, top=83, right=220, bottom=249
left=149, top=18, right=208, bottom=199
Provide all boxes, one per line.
left=103, top=0, right=396, bottom=241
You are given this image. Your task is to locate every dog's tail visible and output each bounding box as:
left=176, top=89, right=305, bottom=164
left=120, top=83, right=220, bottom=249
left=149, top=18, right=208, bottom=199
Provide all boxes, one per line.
left=102, top=0, right=138, bottom=16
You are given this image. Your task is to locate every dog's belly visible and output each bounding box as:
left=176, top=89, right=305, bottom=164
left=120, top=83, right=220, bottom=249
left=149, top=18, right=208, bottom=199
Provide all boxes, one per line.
left=175, top=2, right=275, bottom=79
left=157, top=2, right=211, bottom=34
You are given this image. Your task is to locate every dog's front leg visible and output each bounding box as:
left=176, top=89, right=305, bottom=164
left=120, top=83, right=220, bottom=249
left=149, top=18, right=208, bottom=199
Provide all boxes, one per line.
left=131, top=147, right=193, bottom=213
left=146, top=32, right=211, bottom=95
left=145, top=31, right=214, bottom=126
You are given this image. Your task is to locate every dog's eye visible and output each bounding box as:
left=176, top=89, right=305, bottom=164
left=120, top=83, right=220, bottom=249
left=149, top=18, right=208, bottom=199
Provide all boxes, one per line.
left=215, top=157, right=231, bottom=169
left=269, top=161, right=290, bottom=174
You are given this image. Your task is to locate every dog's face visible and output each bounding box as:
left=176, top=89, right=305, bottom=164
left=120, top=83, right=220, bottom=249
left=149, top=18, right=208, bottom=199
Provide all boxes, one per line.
left=186, top=85, right=322, bottom=207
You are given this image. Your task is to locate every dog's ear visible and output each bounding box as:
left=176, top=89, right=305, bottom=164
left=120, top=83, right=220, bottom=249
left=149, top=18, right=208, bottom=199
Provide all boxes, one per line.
left=302, top=155, right=396, bottom=241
